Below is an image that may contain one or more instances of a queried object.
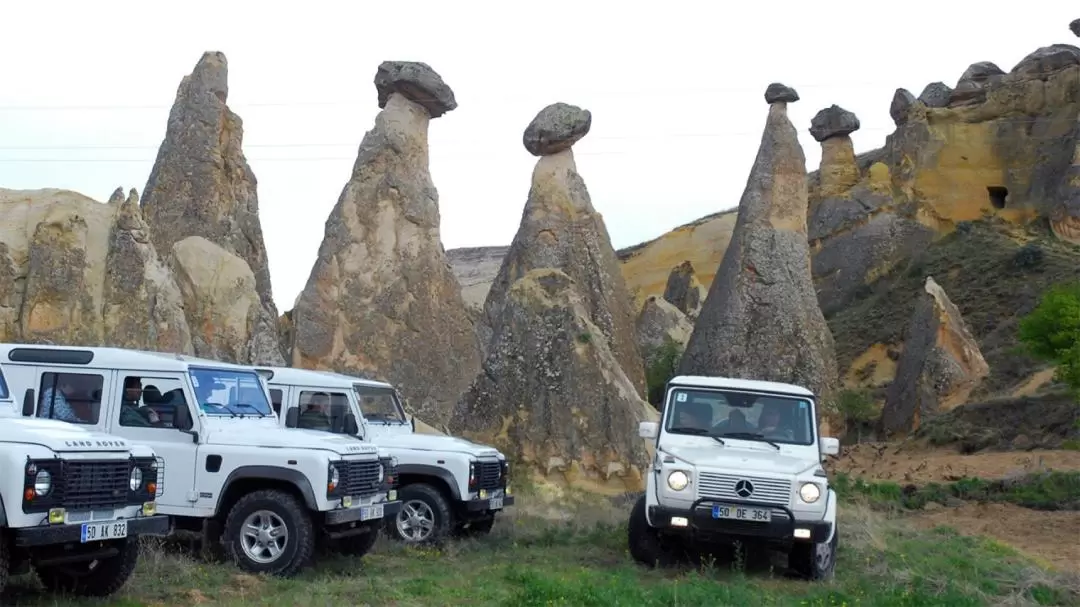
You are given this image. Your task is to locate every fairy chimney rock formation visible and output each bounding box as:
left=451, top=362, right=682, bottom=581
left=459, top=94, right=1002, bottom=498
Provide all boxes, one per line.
left=479, top=102, right=647, bottom=395
left=662, top=260, right=705, bottom=319
left=810, top=105, right=861, bottom=198
left=139, top=51, right=283, bottom=364
left=880, top=276, right=990, bottom=436
left=451, top=269, right=658, bottom=493
left=290, top=60, right=480, bottom=427
left=677, top=84, right=839, bottom=404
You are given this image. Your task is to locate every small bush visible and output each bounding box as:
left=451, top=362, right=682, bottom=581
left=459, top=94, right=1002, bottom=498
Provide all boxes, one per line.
left=1013, top=242, right=1045, bottom=269
left=644, top=337, right=683, bottom=407
left=1018, top=281, right=1080, bottom=397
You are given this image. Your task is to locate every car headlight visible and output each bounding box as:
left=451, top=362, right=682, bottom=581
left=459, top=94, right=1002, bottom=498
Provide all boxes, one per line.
left=129, top=467, right=143, bottom=492
left=799, top=482, right=821, bottom=504
left=34, top=470, right=52, bottom=496
left=328, top=464, right=340, bottom=492
left=377, top=463, right=385, bottom=483
left=666, top=470, right=689, bottom=491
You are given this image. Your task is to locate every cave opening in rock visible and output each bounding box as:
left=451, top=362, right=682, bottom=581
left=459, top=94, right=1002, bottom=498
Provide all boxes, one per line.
left=987, top=186, right=1008, bottom=209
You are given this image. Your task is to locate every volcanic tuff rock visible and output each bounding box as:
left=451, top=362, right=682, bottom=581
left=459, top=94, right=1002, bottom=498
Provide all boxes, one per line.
left=479, top=102, right=646, bottom=395
left=139, top=51, right=283, bottom=364
left=918, top=82, right=952, bottom=108
left=809, top=105, right=860, bottom=142
left=290, top=61, right=479, bottom=427
left=764, top=82, right=799, bottom=103
left=661, top=260, right=705, bottom=319
left=890, top=89, right=916, bottom=126
left=880, top=277, right=989, bottom=436
left=677, top=85, right=839, bottom=404
left=1071, top=18, right=1080, bottom=37
left=522, top=103, right=592, bottom=157
left=374, top=60, right=457, bottom=118
left=636, top=296, right=693, bottom=362
left=450, top=269, right=657, bottom=493
left=813, top=106, right=862, bottom=199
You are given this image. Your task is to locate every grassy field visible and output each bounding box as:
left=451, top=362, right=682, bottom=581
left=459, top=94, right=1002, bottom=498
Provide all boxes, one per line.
left=4, top=486, right=1079, bottom=607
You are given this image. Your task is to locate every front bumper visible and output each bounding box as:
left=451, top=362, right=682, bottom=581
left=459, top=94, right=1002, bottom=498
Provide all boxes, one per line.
left=12, top=514, right=171, bottom=548
left=325, top=499, right=402, bottom=526
left=649, top=498, right=831, bottom=543
left=465, top=494, right=515, bottom=513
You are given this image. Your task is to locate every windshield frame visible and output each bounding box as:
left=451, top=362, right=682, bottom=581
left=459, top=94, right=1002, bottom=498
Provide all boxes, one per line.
left=353, top=384, right=407, bottom=424
left=0, top=368, right=8, bottom=400
left=662, top=385, right=817, bottom=447
left=188, top=366, right=275, bottom=418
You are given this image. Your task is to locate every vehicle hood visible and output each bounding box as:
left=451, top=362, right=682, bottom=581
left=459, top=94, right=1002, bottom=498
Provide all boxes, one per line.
left=662, top=444, right=818, bottom=476
left=372, top=433, right=502, bottom=457
left=204, top=421, right=380, bottom=457
left=0, top=417, right=132, bottom=453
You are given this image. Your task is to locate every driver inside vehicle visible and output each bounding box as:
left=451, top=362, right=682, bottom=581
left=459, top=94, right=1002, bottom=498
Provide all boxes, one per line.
left=674, top=400, right=712, bottom=430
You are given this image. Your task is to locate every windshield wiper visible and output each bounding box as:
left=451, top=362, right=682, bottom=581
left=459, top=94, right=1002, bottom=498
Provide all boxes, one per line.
left=720, top=432, right=780, bottom=450
left=669, top=426, right=726, bottom=445
left=232, top=403, right=266, bottom=418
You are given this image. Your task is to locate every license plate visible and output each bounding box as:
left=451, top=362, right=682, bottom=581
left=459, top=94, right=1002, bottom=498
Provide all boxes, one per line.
left=489, top=497, right=503, bottom=510
left=711, top=504, right=771, bottom=522
left=80, top=520, right=128, bottom=543
left=360, top=504, right=384, bottom=521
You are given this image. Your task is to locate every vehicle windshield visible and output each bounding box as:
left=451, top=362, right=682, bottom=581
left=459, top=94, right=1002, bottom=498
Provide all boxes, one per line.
left=664, top=387, right=815, bottom=446
left=0, top=368, right=8, bottom=400
left=354, top=385, right=406, bottom=423
left=188, top=367, right=274, bottom=417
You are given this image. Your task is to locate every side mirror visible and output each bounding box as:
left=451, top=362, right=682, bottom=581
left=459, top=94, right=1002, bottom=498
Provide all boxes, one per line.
left=344, top=413, right=359, bottom=436
left=820, top=437, right=840, bottom=456
left=285, top=406, right=299, bottom=428
left=174, top=405, right=194, bottom=432
left=22, top=389, right=35, bottom=417
left=639, top=421, right=658, bottom=439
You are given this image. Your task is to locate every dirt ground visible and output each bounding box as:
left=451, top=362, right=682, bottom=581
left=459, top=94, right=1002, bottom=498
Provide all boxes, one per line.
left=829, top=442, right=1080, bottom=484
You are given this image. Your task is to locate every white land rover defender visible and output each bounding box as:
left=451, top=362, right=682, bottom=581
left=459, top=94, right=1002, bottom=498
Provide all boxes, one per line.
left=0, top=348, right=169, bottom=598
left=629, top=375, right=841, bottom=580
left=259, top=366, right=515, bottom=544
left=0, top=344, right=401, bottom=578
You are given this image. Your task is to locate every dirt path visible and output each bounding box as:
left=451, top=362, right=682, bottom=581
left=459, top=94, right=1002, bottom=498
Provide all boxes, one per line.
left=909, top=502, right=1080, bottom=574
left=829, top=443, right=1080, bottom=484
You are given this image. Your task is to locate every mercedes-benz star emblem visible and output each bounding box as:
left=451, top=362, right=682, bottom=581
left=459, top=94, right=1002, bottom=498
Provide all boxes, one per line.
left=734, top=479, right=754, bottom=498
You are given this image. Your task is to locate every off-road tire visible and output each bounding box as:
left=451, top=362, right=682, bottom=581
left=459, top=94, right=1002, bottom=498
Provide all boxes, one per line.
left=627, top=494, right=682, bottom=567
left=789, top=525, right=838, bottom=581
left=335, top=523, right=379, bottom=558
left=386, top=483, right=453, bottom=545
left=0, top=529, right=10, bottom=596
left=34, top=537, right=139, bottom=597
left=221, top=489, right=314, bottom=577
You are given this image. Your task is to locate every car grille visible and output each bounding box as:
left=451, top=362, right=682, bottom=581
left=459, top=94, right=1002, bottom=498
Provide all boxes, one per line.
left=340, top=460, right=382, bottom=498
left=62, top=460, right=132, bottom=511
left=475, top=461, right=503, bottom=490
left=697, top=472, right=791, bottom=506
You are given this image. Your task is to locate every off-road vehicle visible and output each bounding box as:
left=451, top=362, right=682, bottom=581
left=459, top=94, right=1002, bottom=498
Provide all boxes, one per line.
left=260, top=366, right=514, bottom=544
left=629, top=375, right=841, bottom=580
left=0, top=347, right=169, bottom=597
left=1, top=344, right=401, bottom=577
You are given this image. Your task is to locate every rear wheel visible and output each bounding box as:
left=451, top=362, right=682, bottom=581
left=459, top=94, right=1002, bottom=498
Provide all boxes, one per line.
left=34, top=538, right=139, bottom=597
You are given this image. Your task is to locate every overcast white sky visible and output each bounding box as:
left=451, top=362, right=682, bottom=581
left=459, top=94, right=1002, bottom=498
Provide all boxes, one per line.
left=0, top=1, right=1074, bottom=311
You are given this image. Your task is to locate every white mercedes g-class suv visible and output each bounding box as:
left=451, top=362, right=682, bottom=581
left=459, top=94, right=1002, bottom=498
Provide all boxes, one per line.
left=0, top=344, right=401, bottom=578
left=259, top=366, right=514, bottom=544
left=629, top=375, right=841, bottom=580
left=0, top=347, right=168, bottom=598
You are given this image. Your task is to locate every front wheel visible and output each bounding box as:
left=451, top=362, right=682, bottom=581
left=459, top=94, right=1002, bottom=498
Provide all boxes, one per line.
left=386, top=484, right=452, bottom=545
left=627, top=495, right=683, bottom=567
left=221, top=489, right=315, bottom=577
left=789, top=525, right=838, bottom=580
left=34, top=538, right=139, bottom=597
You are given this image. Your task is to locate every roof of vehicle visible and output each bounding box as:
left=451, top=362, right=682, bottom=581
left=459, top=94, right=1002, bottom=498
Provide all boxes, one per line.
left=0, top=343, right=259, bottom=374
left=256, top=365, right=393, bottom=390
left=668, top=375, right=815, bottom=398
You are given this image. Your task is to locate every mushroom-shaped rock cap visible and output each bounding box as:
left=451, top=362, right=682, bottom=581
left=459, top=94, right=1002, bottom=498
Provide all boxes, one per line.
left=1070, top=18, right=1080, bottom=37
left=374, top=61, right=457, bottom=118
left=918, top=82, right=952, bottom=108
left=764, top=82, right=799, bottom=104
left=523, top=102, right=592, bottom=156
left=890, top=88, right=917, bottom=126
left=809, top=105, right=860, bottom=142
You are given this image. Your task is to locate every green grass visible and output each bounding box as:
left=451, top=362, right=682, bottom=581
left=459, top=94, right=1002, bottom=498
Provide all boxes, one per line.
left=833, top=470, right=1080, bottom=511
left=5, top=489, right=1078, bottom=606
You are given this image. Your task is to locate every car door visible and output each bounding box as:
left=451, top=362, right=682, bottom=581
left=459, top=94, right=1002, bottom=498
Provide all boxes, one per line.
left=103, top=370, right=199, bottom=515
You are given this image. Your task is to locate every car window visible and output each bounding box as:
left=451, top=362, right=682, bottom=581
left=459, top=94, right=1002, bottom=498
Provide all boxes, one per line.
left=665, top=388, right=815, bottom=445
left=38, top=372, right=103, bottom=425
left=188, top=367, right=273, bottom=417
left=354, top=385, right=406, bottom=423
left=296, top=390, right=351, bottom=434
left=118, top=375, right=189, bottom=429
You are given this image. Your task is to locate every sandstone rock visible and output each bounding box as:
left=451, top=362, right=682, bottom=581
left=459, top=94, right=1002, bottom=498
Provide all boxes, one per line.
left=1054, top=118, right=1080, bottom=244
left=446, top=246, right=509, bottom=312
left=890, top=88, right=917, bottom=126
left=171, top=236, right=280, bottom=365
left=636, top=296, right=693, bottom=362
left=480, top=118, right=646, bottom=396
left=880, top=276, right=990, bottom=436
left=291, top=64, right=479, bottom=427
left=662, top=260, right=705, bottom=318
left=765, top=83, right=799, bottom=104
left=949, top=61, right=1005, bottom=105
left=374, top=60, right=457, bottom=119
left=809, top=105, right=860, bottom=142
left=102, top=188, right=192, bottom=353
left=1071, top=18, right=1080, bottom=37
left=523, top=102, right=592, bottom=157
left=1011, top=44, right=1080, bottom=78
left=450, top=269, right=658, bottom=494
left=677, top=91, right=839, bottom=404
left=918, top=82, right=952, bottom=108
left=140, top=51, right=283, bottom=363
